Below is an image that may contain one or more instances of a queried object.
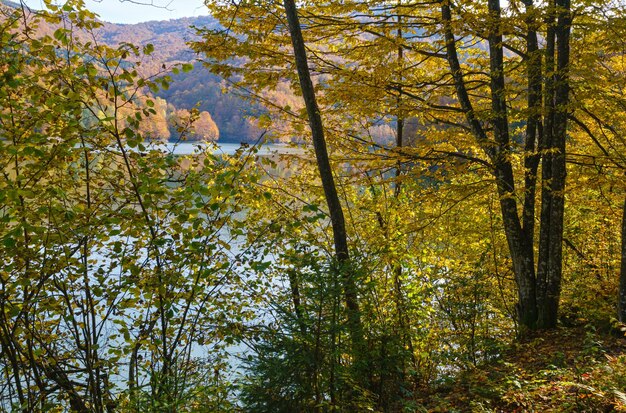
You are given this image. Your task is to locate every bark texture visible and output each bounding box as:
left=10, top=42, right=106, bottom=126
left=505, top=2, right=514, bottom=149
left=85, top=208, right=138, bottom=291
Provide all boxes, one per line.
left=441, top=0, right=571, bottom=332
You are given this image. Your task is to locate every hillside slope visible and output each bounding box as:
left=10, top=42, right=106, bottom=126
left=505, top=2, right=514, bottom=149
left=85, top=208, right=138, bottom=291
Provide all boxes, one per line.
left=1, top=1, right=265, bottom=142
left=97, top=16, right=264, bottom=142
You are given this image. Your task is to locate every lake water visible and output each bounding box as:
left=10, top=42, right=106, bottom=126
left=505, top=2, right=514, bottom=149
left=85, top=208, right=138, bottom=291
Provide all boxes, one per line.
left=150, top=141, right=300, bottom=376
left=159, top=141, right=305, bottom=156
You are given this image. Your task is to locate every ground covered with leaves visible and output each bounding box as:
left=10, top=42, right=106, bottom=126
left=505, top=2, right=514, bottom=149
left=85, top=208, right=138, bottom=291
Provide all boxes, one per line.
left=417, top=327, right=626, bottom=412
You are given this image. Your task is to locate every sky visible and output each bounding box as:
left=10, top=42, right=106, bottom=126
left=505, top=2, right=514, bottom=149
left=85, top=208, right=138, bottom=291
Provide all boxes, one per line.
left=22, top=0, right=209, bottom=24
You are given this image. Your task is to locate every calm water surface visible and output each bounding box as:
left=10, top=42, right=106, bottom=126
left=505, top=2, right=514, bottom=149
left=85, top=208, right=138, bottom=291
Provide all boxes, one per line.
left=160, top=141, right=304, bottom=156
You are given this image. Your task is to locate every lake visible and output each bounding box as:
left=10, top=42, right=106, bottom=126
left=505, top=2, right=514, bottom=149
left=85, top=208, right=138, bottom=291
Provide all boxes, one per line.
left=160, top=141, right=305, bottom=156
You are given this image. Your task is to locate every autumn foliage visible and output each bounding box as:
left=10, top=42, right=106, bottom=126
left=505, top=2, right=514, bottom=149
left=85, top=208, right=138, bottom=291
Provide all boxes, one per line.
left=1, top=0, right=626, bottom=412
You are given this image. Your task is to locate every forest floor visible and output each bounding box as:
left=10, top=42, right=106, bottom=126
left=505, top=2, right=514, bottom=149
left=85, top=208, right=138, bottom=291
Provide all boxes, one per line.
left=417, top=326, right=626, bottom=412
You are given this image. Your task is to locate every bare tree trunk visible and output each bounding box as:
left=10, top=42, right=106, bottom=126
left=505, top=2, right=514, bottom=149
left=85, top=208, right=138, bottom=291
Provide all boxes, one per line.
left=536, top=0, right=556, bottom=330
left=490, top=0, right=540, bottom=331
left=521, top=0, right=542, bottom=243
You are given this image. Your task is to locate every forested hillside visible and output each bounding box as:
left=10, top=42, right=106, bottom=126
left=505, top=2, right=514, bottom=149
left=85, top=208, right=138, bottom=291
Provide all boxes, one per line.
left=1, top=0, right=626, bottom=412
left=96, top=14, right=297, bottom=142
left=96, top=14, right=268, bottom=142
left=1, top=0, right=273, bottom=142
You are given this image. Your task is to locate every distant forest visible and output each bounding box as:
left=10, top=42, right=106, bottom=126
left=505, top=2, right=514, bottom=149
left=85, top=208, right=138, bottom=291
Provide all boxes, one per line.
left=29, top=14, right=254, bottom=142
left=90, top=15, right=265, bottom=142
left=95, top=14, right=396, bottom=144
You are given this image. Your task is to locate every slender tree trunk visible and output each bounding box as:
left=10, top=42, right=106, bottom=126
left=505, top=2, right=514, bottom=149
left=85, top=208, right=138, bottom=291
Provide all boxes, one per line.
left=618, top=194, right=626, bottom=322
left=536, top=0, right=556, bottom=330
left=522, top=0, right=542, bottom=241
left=442, top=0, right=538, bottom=330
left=282, top=0, right=367, bottom=384
left=537, top=0, right=570, bottom=329
left=393, top=1, right=417, bottom=373
left=394, top=6, right=404, bottom=199
left=287, top=270, right=307, bottom=335
left=520, top=0, right=543, bottom=330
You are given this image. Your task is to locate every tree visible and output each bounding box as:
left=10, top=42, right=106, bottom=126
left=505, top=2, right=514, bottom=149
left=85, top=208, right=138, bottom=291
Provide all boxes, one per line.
left=281, top=0, right=370, bottom=398
left=137, top=96, right=170, bottom=140
left=0, top=2, right=258, bottom=410
left=435, top=0, right=572, bottom=330
left=193, top=110, right=219, bottom=141
left=168, top=108, right=220, bottom=141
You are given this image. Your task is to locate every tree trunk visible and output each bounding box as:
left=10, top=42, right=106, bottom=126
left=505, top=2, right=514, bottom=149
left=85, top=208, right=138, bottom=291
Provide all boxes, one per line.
left=282, top=0, right=367, bottom=385
left=537, top=0, right=570, bottom=329
left=442, top=0, right=570, bottom=332
left=536, top=0, right=556, bottom=330
left=488, top=0, right=540, bottom=331
left=618, top=194, right=626, bottom=322
left=287, top=270, right=307, bottom=335
left=522, top=0, right=542, bottom=242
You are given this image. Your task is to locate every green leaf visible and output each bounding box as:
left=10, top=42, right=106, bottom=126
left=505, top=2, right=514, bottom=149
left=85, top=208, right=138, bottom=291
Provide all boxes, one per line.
left=53, top=28, right=67, bottom=42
